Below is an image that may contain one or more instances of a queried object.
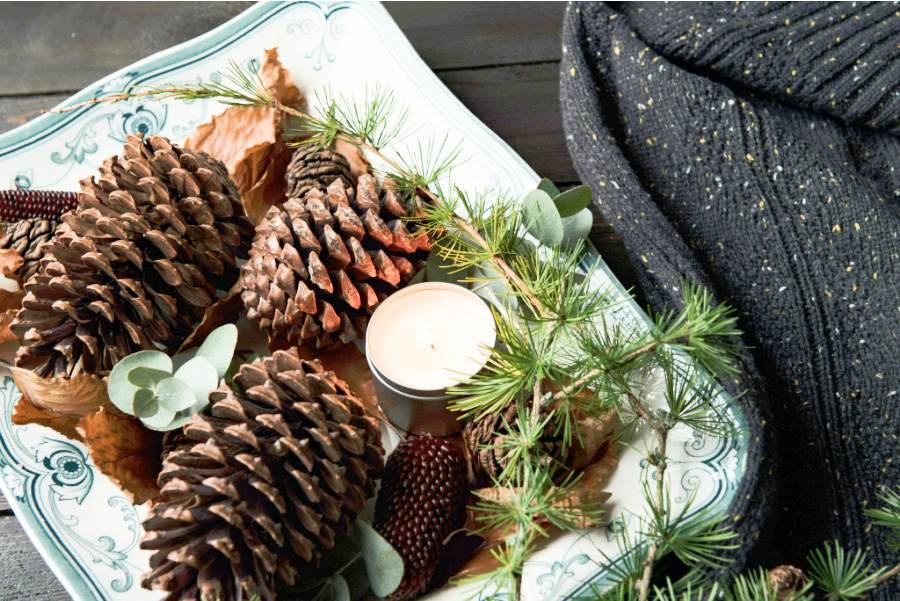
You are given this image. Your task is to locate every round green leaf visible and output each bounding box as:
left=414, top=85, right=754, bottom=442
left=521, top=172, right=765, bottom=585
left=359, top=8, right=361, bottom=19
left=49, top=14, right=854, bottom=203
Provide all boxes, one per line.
left=352, top=520, right=403, bottom=597
left=173, top=356, right=219, bottom=410
left=155, top=377, right=197, bottom=413
left=407, top=267, right=426, bottom=285
left=108, top=350, right=172, bottom=415
left=522, top=189, right=563, bottom=247
left=328, top=575, right=350, bottom=601
left=553, top=184, right=592, bottom=218
left=196, top=323, right=238, bottom=378
left=132, top=388, right=158, bottom=419
left=128, top=367, right=171, bottom=389
left=139, top=402, right=176, bottom=430
left=561, top=208, right=593, bottom=249
left=537, top=177, right=561, bottom=198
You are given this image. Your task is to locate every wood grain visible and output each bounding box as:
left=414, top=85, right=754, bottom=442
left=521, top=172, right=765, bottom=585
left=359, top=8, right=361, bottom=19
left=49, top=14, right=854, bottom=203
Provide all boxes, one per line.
left=0, top=519, right=71, bottom=600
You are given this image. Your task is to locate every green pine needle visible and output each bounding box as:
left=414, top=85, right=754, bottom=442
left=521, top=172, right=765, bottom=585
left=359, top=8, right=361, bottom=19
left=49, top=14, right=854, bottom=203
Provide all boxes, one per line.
left=807, top=540, right=884, bottom=600
left=865, top=486, right=900, bottom=550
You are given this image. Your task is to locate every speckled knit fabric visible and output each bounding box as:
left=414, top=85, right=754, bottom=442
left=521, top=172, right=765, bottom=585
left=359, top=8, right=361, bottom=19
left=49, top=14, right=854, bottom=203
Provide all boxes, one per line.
left=560, top=1, right=899, bottom=593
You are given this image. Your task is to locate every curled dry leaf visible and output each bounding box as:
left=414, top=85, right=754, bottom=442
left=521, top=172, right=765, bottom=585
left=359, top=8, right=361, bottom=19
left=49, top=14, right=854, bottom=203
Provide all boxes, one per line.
left=11, top=395, right=82, bottom=442
left=456, top=448, right=619, bottom=581
left=185, top=48, right=305, bottom=223
left=0, top=308, right=18, bottom=344
left=11, top=365, right=108, bottom=416
left=333, top=139, right=370, bottom=179
left=569, top=410, right=618, bottom=471
left=176, top=282, right=244, bottom=353
left=77, top=405, right=163, bottom=504
left=0, top=248, right=23, bottom=277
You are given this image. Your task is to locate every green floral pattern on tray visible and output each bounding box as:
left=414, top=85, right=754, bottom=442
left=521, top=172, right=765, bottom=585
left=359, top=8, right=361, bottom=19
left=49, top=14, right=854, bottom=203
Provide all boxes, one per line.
left=0, top=2, right=747, bottom=600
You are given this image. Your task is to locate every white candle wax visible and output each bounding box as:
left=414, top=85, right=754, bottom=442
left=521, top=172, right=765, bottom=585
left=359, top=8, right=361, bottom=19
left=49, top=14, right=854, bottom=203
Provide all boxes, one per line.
left=366, top=282, right=496, bottom=391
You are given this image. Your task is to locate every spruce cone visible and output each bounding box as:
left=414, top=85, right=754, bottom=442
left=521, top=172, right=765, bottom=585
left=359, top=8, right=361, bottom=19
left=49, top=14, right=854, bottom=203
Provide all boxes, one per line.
left=141, top=349, right=384, bottom=601
left=12, top=134, right=254, bottom=378
left=374, top=436, right=468, bottom=601
left=0, top=217, right=59, bottom=280
left=463, top=402, right=567, bottom=487
left=285, top=146, right=354, bottom=200
left=242, top=171, right=429, bottom=349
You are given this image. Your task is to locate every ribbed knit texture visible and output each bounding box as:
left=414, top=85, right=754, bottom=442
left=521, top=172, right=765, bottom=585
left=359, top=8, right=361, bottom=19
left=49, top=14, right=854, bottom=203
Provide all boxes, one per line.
left=560, top=1, right=899, bottom=595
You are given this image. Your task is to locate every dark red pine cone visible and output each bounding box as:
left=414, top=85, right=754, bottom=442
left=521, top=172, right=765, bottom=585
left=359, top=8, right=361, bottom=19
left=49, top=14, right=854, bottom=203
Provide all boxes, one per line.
left=0, top=189, right=78, bottom=221
left=374, top=436, right=469, bottom=601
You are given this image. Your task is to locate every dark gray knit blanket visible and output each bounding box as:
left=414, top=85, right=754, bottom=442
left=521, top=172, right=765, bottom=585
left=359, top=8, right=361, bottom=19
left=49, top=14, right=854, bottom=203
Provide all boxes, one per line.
left=560, top=1, right=898, bottom=594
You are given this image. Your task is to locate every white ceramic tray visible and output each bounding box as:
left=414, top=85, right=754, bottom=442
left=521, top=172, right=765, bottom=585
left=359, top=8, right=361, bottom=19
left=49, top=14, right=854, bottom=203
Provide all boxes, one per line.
left=0, top=3, right=747, bottom=600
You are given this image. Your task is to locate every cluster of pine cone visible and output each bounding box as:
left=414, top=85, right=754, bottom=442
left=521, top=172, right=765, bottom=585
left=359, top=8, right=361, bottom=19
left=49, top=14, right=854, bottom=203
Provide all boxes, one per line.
left=6, top=135, right=495, bottom=601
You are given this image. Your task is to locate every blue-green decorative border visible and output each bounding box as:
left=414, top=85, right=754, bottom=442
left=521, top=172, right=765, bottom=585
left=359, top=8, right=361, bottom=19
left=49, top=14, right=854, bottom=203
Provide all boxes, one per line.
left=0, top=2, right=749, bottom=600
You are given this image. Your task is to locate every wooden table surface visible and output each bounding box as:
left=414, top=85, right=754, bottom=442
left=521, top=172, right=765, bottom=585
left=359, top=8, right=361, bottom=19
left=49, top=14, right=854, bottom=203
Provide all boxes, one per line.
left=0, top=3, right=634, bottom=599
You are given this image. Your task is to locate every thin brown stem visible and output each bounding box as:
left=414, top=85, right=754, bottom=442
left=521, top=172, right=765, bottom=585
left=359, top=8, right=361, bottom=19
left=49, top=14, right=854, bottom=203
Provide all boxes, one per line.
left=45, top=89, right=188, bottom=114
left=874, top=563, right=900, bottom=587
left=635, top=426, right=668, bottom=601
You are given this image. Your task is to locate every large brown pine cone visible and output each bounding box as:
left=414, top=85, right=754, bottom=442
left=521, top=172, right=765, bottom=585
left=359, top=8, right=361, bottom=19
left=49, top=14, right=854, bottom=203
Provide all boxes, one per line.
left=141, top=349, right=384, bottom=601
left=11, top=134, right=254, bottom=378
left=285, top=146, right=354, bottom=200
left=241, top=170, right=429, bottom=349
left=0, top=217, right=60, bottom=281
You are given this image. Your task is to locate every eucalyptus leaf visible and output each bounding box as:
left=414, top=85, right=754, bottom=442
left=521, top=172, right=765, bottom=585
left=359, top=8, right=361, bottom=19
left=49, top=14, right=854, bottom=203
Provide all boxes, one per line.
left=560, top=207, right=593, bottom=249
left=173, top=356, right=219, bottom=409
left=195, top=323, right=238, bottom=378
left=552, top=184, right=592, bottom=217
left=537, top=177, right=560, bottom=198
left=352, top=520, right=403, bottom=598
left=341, top=558, right=370, bottom=601
left=407, top=268, right=426, bottom=286
left=521, top=189, right=563, bottom=247
left=127, top=367, right=170, bottom=389
left=132, top=388, right=157, bottom=418
left=426, top=248, right=470, bottom=286
left=108, top=350, right=172, bottom=414
left=328, top=575, right=350, bottom=601
left=155, top=377, right=197, bottom=413
left=139, top=402, right=177, bottom=430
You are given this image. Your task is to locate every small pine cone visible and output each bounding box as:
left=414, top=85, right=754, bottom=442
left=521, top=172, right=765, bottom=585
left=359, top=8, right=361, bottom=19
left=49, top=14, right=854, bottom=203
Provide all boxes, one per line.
left=241, top=171, right=429, bottom=349
left=463, top=402, right=567, bottom=487
left=768, top=565, right=808, bottom=599
left=0, top=189, right=78, bottom=221
left=0, top=217, right=59, bottom=280
left=374, top=436, right=468, bottom=601
left=285, top=146, right=354, bottom=199
left=141, top=349, right=384, bottom=601
left=12, top=134, right=254, bottom=378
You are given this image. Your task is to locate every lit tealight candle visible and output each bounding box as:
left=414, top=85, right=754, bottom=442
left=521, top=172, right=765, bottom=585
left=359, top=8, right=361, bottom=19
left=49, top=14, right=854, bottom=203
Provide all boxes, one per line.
left=365, top=282, right=496, bottom=436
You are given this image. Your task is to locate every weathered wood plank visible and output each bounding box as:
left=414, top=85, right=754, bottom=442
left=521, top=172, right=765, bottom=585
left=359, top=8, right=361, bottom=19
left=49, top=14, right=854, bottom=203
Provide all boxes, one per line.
left=0, top=2, right=563, bottom=97
left=385, top=2, right=564, bottom=69
left=0, top=94, right=70, bottom=133
left=0, top=515, right=70, bottom=600
left=436, top=62, right=575, bottom=184
left=0, top=2, right=253, bottom=96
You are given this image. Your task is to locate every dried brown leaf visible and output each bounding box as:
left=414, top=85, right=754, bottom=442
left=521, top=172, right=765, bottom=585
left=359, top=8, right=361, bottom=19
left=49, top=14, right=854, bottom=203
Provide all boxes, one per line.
left=11, top=366, right=108, bottom=416
left=0, top=308, right=18, bottom=344
left=11, top=394, right=82, bottom=441
left=334, top=139, right=370, bottom=179
left=185, top=48, right=304, bottom=223
left=569, top=411, right=618, bottom=471
left=176, top=281, right=243, bottom=353
left=77, top=405, right=163, bottom=504
left=0, top=248, right=23, bottom=277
